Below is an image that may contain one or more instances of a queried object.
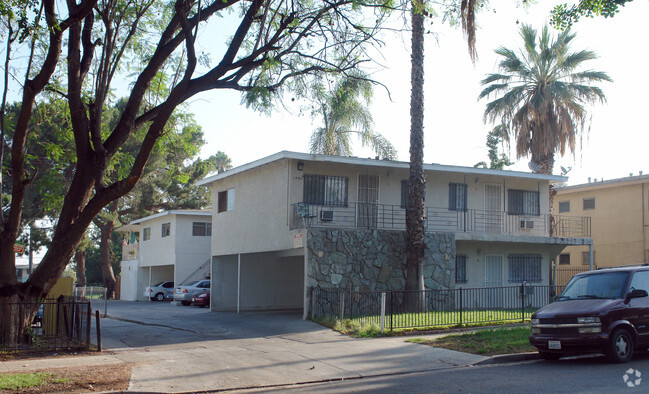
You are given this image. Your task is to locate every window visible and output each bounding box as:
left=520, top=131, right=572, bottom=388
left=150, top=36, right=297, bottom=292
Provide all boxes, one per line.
left=559, top=253, right=570, bottom=265
left=218, top=189, right=235, bottom=213
left=630, top=271, right=649, bottom=292
left=400, top=180, right=408, bottom=209
left=143, top=227, right=151, bottom=241
left=303, top=175, right=348, bottom=207
left=583, top=197, right=595, bottom=210
left=456, top=255, right=467, bottom=283
left=508, top=254, right=542, bottom=283
left=161, top=223, right=170, bottom=237
left=192, top=222, right=212, bottom=236
left=582, top=251, right=596, bottom=266
left=448, top=183, right=468, bottom=212
left=508, top=190, right=539, bottom=216
left=558, top=201, right=570, bottom=213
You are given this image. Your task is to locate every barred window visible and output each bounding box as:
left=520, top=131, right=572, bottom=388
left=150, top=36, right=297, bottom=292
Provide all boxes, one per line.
left=192, top=222, right=212, bottom=236
left=456, top=255, right=467, bottom=283
left=143, top=227, right=151, bottom=241
left=303, top=175, right=348, bottom=207
left=559, top=253, right=570, bottom=265
left=558, top=201, right=570, bottom=213
left=508, top=254, right=542, bottom=283
left=583, top=197, right=595, bottom=210
left=582, top=251, right=596, bottom=265
left=449, top=183, right=468, bottom=212
left=161, top=223, right=170, bottom=237
left=508, top=189, right=539, bottom=216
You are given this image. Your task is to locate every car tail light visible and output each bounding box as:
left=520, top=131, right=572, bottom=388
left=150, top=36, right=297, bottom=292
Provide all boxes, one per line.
left=183, top=289, right=188, bottom=293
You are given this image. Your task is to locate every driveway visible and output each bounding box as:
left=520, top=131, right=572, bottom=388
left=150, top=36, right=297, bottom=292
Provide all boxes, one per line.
left=95, top=301, right=486, bottom=392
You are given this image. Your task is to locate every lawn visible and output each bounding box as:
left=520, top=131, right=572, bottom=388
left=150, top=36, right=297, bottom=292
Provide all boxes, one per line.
left=409, top=327, right=536, bottom=356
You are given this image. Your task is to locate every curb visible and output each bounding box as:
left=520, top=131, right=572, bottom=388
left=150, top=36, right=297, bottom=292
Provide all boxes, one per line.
left=473, top=352, right=541, bottom=365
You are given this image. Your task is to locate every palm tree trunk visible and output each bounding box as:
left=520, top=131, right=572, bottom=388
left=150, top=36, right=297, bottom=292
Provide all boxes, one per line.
left=405, top=2, right=426, bottom=309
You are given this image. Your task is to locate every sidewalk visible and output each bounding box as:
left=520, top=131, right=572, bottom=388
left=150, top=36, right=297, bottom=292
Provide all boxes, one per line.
left=1, top=302, right=518, bottom=392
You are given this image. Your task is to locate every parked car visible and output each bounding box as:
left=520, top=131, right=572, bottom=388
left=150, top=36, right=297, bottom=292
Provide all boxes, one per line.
left=191, top=291, right=210, bottom=308
left=31, top=303, right=44, bottom=326
left=144, top=281, right=175, bottom=301
left=174, top=280, right=210, bottom=306
left=529, top=265, right=649, bottom=363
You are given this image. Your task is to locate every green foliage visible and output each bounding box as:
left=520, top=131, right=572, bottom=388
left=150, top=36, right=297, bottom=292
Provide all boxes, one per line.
left=551, top=0, right=632, bottom=29
left=474, top=125, right=514, bottom=170
left=412, top=327, right=535, bottom=356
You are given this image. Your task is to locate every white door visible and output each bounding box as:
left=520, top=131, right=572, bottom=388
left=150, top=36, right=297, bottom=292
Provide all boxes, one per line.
left=485, top=255, right=503, bottom=308
left=358, top=174, right=379, bottom=228
left=484, top=184, right=502, bottom=233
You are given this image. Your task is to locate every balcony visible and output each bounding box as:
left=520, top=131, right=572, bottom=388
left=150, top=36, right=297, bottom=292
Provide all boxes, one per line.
left=121, top=242, right=139, bottom=260
left=291, top=202, right=591, bottom=238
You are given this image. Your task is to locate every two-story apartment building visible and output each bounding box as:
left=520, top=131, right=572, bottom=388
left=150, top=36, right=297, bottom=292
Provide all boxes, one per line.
left=552, top=174, right=649, bottom=275
left=118, top=210, right=212, bottom=301
left=198, top=152, right=592, bottom=316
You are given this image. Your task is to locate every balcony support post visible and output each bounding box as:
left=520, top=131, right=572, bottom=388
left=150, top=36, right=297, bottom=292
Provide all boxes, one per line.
left=588, top=243, right=594, bottom=271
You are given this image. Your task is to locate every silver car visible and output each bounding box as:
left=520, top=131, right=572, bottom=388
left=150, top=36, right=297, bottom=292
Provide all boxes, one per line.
left=174, top=280, right=210, bottom=305
left=144, top=281, right=175, bottom=301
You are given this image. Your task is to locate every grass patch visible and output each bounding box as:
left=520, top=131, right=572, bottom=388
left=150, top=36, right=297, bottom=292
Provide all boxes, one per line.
left=410, top=327, right=535, bottom=356
left=0, top=372, right=54, bottom=390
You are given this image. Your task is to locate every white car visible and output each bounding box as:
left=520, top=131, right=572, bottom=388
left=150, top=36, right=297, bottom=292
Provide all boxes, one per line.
left=144, top=281, right=175, bottom=301
left=174, top=280, right=211, bottom=305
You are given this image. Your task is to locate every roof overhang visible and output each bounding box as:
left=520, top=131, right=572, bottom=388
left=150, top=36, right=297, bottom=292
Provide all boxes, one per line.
left=116, top=210, right=211, bottom=233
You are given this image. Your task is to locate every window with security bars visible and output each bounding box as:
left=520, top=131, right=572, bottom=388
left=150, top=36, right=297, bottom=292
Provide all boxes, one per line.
left=456, top=255, right=467, bottom=283
left=558, top=201, right=570, bottom=213
left=559, top=253, right=570, bottom=265
left=192, top=222, right=212, bottom=236
left=508, top=254, right=542, bottom=283
left=582, top=251, right=596, bottom=265
left=507, top=189, right=539, bottom=216
left=583, top=197, right=595, bottom=210
left=161, top=223, right=170, bottom=237
left=303, top=175, right=348, bottom=207
left=448, top=183, right=467, bottom=212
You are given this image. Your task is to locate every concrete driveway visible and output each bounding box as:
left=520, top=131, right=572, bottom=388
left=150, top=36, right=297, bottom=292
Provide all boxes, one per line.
left=95, top=301, right=486, bottom=392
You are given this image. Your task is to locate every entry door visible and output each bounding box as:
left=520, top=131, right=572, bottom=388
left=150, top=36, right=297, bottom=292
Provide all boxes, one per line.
left=485, top=255, right=503, bottom=308
left=484, top=184, right=502, bottom=233
left=358, top=174, right=379, bottom=229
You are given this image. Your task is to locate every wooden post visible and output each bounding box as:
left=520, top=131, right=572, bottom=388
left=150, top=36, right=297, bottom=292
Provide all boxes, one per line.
left=95, top=310, right=102, bottom=352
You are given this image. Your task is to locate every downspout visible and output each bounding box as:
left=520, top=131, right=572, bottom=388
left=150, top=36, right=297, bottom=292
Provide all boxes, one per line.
left=643, top=182, right=647, bottom=262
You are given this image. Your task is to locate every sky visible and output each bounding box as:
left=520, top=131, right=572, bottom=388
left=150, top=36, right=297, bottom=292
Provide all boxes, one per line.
left=188, top=0, right=649, bottom=186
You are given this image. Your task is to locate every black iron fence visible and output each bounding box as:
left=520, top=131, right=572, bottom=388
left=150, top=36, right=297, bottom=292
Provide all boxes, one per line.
left=3, top=298, right=92, bottom=351
left=292, top=202, right=591, bottom=238
left=311, top=285, right=564, bottom=331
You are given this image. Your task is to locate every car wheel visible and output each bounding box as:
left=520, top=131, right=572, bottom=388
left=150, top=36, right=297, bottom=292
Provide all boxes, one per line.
left=607, top=328, right=634, bottom=363
left=181, top=301, right=191, bottom=306
left=154, top=292, right=165, bottom=302
left=539, top=352, right=562, bottom=361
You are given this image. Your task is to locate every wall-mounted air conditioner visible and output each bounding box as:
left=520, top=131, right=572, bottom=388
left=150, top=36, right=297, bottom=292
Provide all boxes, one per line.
left=520, top=219, right=534, bottom=230
left=320, top=210, right=334, bottom=222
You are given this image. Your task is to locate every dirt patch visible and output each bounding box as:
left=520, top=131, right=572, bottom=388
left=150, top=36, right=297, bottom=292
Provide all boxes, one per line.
left=1, top=363, right=131, bottom=393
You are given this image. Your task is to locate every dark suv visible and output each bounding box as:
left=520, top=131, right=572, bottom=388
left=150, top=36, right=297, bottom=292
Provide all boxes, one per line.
left=529, top=265, right=649, bottom=363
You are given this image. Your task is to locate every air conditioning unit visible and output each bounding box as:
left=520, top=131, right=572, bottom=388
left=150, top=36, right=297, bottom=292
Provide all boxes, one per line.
left=320, top=210, right=334, bottom=221
left=520, top=219, right=534, bottom=230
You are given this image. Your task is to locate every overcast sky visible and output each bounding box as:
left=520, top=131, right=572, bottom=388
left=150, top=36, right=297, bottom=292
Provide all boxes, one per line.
left=189, top=0, right=649, bottom=186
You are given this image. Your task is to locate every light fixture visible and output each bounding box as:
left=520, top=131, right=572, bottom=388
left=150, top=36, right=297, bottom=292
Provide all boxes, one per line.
left=297, top=161, right=304, bottom=171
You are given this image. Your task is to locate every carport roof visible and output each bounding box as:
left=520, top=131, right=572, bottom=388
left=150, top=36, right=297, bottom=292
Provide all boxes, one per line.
left=197, top=150, right=567, bottom=186
left=117, top=210, right=211, bottom=233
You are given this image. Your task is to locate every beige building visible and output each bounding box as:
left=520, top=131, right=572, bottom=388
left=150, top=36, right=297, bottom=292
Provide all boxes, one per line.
left=553, top=174, right=649, bottom=273
left=199, top=152, right=593, bottom=317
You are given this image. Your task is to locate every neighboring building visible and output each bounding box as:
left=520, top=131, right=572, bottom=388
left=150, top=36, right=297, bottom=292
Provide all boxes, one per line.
left=553, top=173, right=649, bottom=275
left=198, top=151, right=592, bottom=317
left=117, top=210, right=212, bottom=301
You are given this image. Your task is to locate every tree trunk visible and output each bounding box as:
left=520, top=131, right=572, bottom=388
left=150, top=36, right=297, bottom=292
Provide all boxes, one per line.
left=405, top=2, right=426, bottom=311
left=100, top=221, right=117, bottom=299
left=75, top=249, right=87, bottom=298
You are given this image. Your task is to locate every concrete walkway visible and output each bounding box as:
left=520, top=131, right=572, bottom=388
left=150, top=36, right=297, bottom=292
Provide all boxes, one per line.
left=2, top=301, right=490, bottom=392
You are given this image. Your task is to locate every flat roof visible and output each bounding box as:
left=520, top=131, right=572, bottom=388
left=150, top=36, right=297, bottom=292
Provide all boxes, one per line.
left=198, top=151, right=567, bottom=186
left=117, top=210, right=211, bottom=233
left=556, top=173, right=649, bottom=192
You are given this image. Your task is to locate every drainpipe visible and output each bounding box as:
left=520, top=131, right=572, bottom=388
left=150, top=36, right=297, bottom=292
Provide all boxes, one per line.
left=643, top=182, right=647, bottom=262
left=148, top=266, right=152, bottom=302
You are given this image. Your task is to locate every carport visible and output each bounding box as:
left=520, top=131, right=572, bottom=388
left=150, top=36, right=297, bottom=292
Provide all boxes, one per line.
left=138, top=264, right=175, bottom=301
left=211, top=249, right=304, bottom=314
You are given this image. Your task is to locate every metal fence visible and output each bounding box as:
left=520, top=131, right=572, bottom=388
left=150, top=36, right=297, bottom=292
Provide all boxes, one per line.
left=311, top=285, right=564, bottom=331
left=74, top=286, right=108, bottom=316
left=3, top=298, right=92, bottom=352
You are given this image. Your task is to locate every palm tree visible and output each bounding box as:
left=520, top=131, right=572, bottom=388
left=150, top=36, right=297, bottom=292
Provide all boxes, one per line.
left=309, top=75, right=396, bottom=160
left=479, top=24, right=611, bottom=175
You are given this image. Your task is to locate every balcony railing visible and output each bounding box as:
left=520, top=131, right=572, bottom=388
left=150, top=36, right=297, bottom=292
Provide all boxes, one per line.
left=291, top=202, right=591, bottom=238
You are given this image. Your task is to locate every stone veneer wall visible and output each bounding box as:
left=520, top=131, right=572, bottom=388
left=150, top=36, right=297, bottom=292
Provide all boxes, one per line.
left=306, top=228, right=456, bottom=292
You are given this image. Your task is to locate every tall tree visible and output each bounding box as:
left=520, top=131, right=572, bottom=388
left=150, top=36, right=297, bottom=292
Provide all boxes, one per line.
left=474, top=125, right=514, bottom=170
left=478, top=24, right=611, bottom=175
left=309, top=74, right=397, bottom=160
left=0, top=0, right=392, bottom=344
left=404, top=0, right=479, bottom=299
